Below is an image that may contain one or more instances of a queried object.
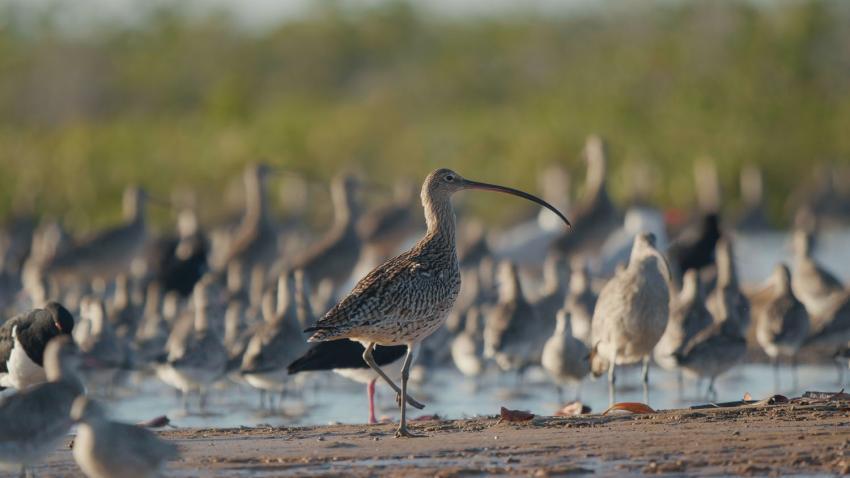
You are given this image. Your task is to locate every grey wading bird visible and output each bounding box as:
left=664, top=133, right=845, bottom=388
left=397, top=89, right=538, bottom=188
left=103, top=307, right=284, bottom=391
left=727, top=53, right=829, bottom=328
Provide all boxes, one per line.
left=305, top=168, right=570, bottom=438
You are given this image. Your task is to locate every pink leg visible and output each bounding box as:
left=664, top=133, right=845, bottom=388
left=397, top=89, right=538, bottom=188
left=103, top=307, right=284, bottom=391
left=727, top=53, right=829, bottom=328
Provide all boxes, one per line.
left=368, top=378, right=377, bottom=424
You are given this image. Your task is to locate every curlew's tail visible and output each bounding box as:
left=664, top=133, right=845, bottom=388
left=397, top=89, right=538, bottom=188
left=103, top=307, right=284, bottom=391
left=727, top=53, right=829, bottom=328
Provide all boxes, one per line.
left=303, top=325, right=345, bottom=343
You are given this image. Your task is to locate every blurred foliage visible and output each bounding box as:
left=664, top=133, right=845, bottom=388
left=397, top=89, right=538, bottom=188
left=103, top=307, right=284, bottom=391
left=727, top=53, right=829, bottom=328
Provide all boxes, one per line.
left=0, top=1, right=849, bottom=231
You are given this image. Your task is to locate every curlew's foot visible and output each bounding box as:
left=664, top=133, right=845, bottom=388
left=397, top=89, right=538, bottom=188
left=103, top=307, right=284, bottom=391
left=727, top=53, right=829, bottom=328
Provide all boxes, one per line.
left=396, top=392, right=426, bottom=410
left=395, top=425, right=426, bottom=438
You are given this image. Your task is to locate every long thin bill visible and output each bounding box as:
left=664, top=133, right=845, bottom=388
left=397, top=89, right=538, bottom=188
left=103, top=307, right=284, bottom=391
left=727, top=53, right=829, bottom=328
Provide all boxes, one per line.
left=463, top=179, right=571, bottom=227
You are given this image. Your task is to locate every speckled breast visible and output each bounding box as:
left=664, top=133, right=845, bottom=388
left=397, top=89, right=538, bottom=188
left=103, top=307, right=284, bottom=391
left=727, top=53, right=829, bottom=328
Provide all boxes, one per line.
left=367, top=261, right=461, bottom=346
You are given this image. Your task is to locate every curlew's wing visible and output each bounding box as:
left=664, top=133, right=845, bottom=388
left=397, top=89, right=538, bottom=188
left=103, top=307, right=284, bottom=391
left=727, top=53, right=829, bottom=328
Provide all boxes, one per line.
left=306, top=247, right=452, bottom=342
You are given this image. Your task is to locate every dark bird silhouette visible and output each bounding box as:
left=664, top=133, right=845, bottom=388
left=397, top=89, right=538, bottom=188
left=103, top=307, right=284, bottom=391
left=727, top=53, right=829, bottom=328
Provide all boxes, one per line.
left=0, top=301, right=75, bottom=390
left=666, top=213, right=721, bottom=281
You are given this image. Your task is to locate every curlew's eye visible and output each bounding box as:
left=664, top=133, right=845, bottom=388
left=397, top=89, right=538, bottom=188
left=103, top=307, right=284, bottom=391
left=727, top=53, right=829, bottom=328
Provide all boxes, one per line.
left=445, top=174, right=454, bottom=182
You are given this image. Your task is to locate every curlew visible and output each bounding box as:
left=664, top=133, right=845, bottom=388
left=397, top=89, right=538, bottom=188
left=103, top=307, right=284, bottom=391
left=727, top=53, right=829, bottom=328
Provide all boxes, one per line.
left=756, top=263, right=810, bottom=390
left=305, top=168, right=569, bottom=437
left=541, top=310, right=590, bottom=402
left=590, top=233, right=670, bottom=405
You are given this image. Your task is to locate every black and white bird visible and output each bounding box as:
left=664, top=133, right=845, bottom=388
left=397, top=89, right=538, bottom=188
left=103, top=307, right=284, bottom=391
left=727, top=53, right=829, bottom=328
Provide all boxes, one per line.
left=288, top=339, right=407, bottom=424
left=0, top=301, right=75, bottom=391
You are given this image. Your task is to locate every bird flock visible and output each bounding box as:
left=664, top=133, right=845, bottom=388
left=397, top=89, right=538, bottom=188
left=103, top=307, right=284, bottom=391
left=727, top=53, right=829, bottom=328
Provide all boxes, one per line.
left=1, top=135, right=849, bottom=474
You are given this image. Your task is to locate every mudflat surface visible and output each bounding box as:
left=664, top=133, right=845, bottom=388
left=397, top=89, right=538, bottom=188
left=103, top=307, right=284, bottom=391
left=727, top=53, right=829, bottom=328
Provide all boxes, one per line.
left=29, top=398, right=850, bottom=477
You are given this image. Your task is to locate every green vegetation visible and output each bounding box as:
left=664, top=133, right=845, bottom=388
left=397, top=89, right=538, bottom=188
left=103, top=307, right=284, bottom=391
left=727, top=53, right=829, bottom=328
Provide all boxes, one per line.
left=0, top=1, right=848, bottom=230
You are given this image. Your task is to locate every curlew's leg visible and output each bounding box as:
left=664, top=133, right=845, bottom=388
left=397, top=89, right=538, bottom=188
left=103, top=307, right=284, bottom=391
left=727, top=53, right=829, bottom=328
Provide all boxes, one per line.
left=396, top=344, right=424, bottom=438
left=367, top=378, right=377, bottom=424
left=641, top=355, right=650, bottom=404
left=835, top=357, right=846, bottom=386
left=362, top=343, right=425, bottom=409
left=607, top=360, right=616, bottom=405
left=556, top=385, right=564, bottom=404
left=181, top=390, right=189, bottom=413
left=259, top=390, right=266, bottom=410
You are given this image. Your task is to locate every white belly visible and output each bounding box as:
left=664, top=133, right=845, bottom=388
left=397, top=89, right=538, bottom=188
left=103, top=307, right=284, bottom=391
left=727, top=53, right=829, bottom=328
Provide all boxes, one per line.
left=4, top=329, right=47, bottom=390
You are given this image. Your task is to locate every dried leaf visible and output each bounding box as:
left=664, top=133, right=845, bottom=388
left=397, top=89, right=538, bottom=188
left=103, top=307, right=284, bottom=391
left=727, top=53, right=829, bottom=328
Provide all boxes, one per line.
left=743, top=392, right=752, bottom=401
left=602, top=402, right=656, bottom=415
left=555, top=401, right=591, bottom=416
left=499, top=407, right=534, bottom=422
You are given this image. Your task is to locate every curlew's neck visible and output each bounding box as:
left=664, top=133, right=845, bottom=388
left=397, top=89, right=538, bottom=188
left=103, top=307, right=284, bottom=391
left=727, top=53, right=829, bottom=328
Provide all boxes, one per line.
left=422, top=190, right=457, bottom=250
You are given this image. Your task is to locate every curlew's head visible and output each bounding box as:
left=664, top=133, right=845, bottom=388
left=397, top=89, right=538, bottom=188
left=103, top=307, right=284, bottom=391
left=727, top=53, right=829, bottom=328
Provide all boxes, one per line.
left=421, top=168, right=571, bottom=228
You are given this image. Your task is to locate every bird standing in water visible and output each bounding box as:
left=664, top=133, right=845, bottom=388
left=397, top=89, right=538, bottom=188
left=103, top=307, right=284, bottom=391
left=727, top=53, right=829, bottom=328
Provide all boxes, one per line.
left=306, top=168, right=570, bottom=437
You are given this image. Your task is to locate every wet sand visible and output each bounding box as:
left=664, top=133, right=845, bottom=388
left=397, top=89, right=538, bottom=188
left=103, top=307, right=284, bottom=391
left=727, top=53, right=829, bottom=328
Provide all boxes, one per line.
left=35, top=397, right=850, bottom=477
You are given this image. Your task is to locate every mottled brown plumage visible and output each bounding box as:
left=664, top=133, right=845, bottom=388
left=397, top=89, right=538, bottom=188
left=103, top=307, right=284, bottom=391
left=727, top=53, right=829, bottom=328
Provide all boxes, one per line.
left=306, top=168, right=569, bottom=438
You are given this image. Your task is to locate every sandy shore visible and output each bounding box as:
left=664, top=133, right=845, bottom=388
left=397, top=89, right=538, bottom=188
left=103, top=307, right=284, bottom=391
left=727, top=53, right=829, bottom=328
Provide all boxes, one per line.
left=33, top=397, right=850, bottom=477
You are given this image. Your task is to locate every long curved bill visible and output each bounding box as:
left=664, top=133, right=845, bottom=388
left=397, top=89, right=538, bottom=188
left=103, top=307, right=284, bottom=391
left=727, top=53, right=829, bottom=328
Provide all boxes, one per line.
left=462, top=179, right=571, bottom=227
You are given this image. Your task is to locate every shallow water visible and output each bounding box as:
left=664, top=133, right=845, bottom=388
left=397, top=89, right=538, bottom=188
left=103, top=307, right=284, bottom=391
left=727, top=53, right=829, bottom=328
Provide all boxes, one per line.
left=102, top=361, right=846, bottom=428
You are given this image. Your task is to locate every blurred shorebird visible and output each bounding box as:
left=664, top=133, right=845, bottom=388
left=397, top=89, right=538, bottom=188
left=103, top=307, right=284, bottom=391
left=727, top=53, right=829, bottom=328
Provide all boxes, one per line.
left=305, top=168, right=569, bottom=437
left=551, top=136, right=619, bottom=258
left=564, top=259, right=596, bottom=345
left=0, top=301, right=75, bottom=391
left=706, top=238, right=751, bottom=334
left=735, top=164, right=770, bottom=231
left=666, top=213, right=721, bottom=282
left=790, top=229, right=843, bottom=326
left=44, top=187, right=152, bottom=283
left=157, top=278, right=228, bottom=412
left=71, top=397, right=179, bottom=478
left=590, top=233, right=670, bottom=405
left=757, top=263, right=810, bottom=390
left=0, top=336, right=83, bottom=477
left=654, top=270, right=714, bottom=375
left=357, top=180, right=418, bottom=264
left=484, top=260, right=541, bottom=375
left=674, top=278, right=747, bottom=401
left=292, top=174, right=362, bottom=293
left=241, top=271, right=309, bottom=408
left=451, top=306, right=486, bottom=383
left=218, top=164, right=278, bottom=272
left=541, top=310, right=590, bottom=402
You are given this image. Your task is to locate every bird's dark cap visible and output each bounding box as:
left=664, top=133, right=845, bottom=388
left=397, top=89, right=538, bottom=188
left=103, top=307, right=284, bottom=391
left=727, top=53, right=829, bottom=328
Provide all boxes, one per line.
left=45, top=301, right=75, bottom=334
